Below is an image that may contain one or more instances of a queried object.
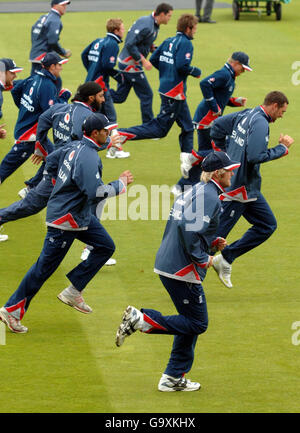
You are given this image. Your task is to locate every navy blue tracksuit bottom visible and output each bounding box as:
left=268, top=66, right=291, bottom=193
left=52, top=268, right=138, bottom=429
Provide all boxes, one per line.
left=0, top=138, right=53, bottom=187
left=142, top=275, right=208, bottom=378
left=216, top=193, right=277, bottom=264
left=5, top=215, right=115, bottom=319
left=0, top=174, right=53, bottom=225
left=0, top=141, right=35, bottom=184
left=118, top=95, right=194, bottom=153
left=110, top=71, right=153, bottom=123
left=100, top=89, right=117, bottom=123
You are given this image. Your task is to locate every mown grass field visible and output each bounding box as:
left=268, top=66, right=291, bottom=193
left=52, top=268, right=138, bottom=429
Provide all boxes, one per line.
left=0, top=2, right=300, bottom=414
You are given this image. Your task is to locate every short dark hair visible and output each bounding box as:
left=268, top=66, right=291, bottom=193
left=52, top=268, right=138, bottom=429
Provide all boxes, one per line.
left=263, top=91, right=289, bottom=107
left=177, top=14, right=198, bottom=33
left=154, top=3, right=173, bottom=16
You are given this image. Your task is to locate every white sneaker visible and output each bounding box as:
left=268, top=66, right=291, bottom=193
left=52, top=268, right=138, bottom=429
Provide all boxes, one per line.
left=180, top=151, right=204, bottom=178
left=106, top=148, right=130, bottom=159
left=0, top=226, right=8, bottom=242
left=180, top=152, right=193, bottom=179
left=0, top=306, right=28, bottom=333
left=57, top=287, right=92, bottom=313
left=81, top=247, right=116, bottom=266
left=171, top=184, right=182, bottom=198
left=105, top=258, right=116, bottom=266
left=18, top=186, right=30, bottom=199
left=158, top=374, right=201, bottom=392
left=115, top=305, right=143, bottom=347
left=212, top=254, right=233, bottom=288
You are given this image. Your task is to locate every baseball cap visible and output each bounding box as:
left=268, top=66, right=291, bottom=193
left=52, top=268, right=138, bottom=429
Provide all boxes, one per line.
left=51, top=1, right=71, bottom=6
left=83, top=113, right=115, bottom=135
left=41, top=52, right=69, bottom=68
left=0, top=58, right=23, bottom=73
left=232, top=51, right=252, bottom=71
left=201, top=151, right=241, bottom=172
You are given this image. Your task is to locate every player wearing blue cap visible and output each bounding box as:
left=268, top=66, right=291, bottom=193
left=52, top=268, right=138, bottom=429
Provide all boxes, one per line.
left=193, top=52, right=251, bottom=152
left=115, top=151, right=239, bottom=392
left=0, top=58, right=23, bottom=119
left=0, top=52, right=70, bottom=191
left=0, top=113, right=133, bottom=334
left=173, top=52, right=251, bottom=195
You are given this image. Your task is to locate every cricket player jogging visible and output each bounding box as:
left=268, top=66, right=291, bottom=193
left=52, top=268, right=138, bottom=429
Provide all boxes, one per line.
left=115, top=151, right=240, bottom=392
left=210, top=91, right=294, bottom=288
left=117, top=14, right=201, bottom=170
left=0, top=58, right=23, bottom=119
left=0, top=113, right=133, bottom=334
left=81, top=19, right=124, bottom=122
left=29, top=0, right=72, bottom=75
left=110, top=3, right=173, bottom=123
left=0, top=52, right=70, bottom=192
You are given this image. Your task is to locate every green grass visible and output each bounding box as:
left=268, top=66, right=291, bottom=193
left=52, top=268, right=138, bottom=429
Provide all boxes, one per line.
left=0, top=3, right=300, bottom=413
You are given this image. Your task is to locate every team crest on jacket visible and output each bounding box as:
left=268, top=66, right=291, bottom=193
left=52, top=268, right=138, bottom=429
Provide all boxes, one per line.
left=185, top=52, right=191, bottom=59
left=49, top=99, right=54, bottom=106
left=209, top=77, right=215, bottom=83
left=110, top=56, right=115, bottom=63
left=64, top=113, right=70, bottom=123
left=94, top=42, right=99, bottom=50
left=29, top=87, right=34, bottom=96
left=68, top=150, right=75, bottom=161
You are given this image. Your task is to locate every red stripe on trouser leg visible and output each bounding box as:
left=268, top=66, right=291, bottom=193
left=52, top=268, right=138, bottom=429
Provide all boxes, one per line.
left=143, top=313, right=168, bottom=333
left=6, top=299, right=26, bottom=320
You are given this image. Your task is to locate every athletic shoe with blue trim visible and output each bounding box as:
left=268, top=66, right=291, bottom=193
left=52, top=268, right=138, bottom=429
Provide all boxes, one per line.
left=158, top=374, right=201, bottom=392
left=115, top=305, right=143, bottom=347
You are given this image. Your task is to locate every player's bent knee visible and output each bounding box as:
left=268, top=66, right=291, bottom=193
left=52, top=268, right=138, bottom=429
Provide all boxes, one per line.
left=191, top=318, right=208, bottom=335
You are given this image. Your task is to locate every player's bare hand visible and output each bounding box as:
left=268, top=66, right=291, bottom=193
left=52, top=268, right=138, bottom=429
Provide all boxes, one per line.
left=279, top=134, right=294, bottom=148
left=0, top=124, right=6, bottom=139
left=142, top=58, right=153, bottom=71
left=119, top=170, right=134, bottom=186
left=216, top=237, right=227, bottom=251
left=240, top=97, right=247, bottom=106
left=64, top=50, right=72, bottom=58
left=110, top=133, right=122, bottom=149
left=31, top=154, right=44, bottom=165
left=206, top=256, right=214, bottom=268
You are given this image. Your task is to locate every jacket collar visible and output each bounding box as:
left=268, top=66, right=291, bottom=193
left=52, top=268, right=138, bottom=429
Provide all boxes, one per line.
left=51, top=8, right=61, bottom=16
left=259, top=105, right=273, bottom=123
left=36, top=69, right=58, bottom=83
left=210, top=178, right=225, bottom=193
left=224, top=62, right=236, bottom=79
left=82, top=134, right=106, bottom=151
left=152, top=12, right=160, bottom=28
left=176, top=31, right=192, bottom=41
left=73, top=101, right=93, bottom=110
left=107, top=32, right=122, bottom=44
